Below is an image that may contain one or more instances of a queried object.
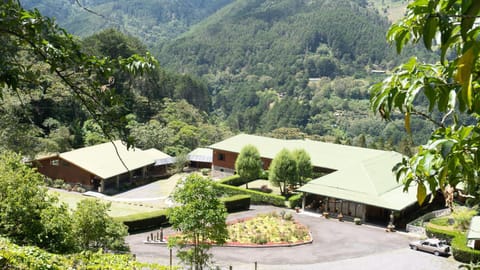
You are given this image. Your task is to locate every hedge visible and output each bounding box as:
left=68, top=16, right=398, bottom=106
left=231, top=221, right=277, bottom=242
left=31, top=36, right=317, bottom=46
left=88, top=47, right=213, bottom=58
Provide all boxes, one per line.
left=426, top=223, right=480, bottom=263
left=288, top=193, right=303, bottom=209
left=452, top=233, right=480, bottom=263
left=215, top=183, right=286, bottom=206
left=425, top=223, right=457, bottom=244
left=115, top=210, right=169, bottom=233
left=221, top=195, right=251, bottom=212
left=116, top=195, right=252, bottom=232
left=218, top=175, right=246, bottom=186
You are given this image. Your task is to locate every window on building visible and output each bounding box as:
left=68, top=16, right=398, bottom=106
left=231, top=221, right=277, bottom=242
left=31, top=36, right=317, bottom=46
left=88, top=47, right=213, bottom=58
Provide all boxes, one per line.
left=50, top=159, right=59, bottom=166
left=218, top=153, right=225, bottom=161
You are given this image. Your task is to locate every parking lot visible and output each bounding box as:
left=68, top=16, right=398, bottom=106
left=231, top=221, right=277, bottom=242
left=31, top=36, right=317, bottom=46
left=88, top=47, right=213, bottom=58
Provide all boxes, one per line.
left=126, top=205, right=461, bottom=269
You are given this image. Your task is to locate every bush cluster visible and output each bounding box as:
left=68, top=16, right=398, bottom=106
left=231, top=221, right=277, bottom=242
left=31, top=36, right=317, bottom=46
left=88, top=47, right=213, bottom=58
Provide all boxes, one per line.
left=0, top=237, right=170, bottom=269
left=218, top=175, right=248, bottom=186
left=288, top=193, right=303, bottom=209
left=116, top=195, right=251, bottom=232
left=115, top=210, right=169, bottom=233
left=215, top=183, right=286, bottom=206
left=221, top=195, right=251, bottom=212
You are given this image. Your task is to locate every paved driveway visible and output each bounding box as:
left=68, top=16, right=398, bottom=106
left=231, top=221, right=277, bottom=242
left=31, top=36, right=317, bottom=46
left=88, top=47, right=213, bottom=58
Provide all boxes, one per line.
left=126, top=205, right=461, bottom=269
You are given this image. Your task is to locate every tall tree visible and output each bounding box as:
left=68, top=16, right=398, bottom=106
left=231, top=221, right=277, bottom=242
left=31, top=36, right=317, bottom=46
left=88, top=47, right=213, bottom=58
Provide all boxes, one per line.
left=235, top=144, right=263, bottom=189
left=370, top=0, right=480, bottom=205
left=292, top=148, right=312, bottom=186
left=72, top=199, right=128, bottom=252
left=168, top=174, right=228, bottom=269
left=0, top=1, right=157, bottom=148
left=269, top=148, right=298, bottom=196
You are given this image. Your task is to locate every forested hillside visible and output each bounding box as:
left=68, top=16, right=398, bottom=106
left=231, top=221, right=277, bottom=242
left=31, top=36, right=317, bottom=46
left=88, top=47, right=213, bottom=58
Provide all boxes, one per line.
left=17, top=0, right=431, bottom=155
left=154, top=0, right=431, bottom=149
left=21, top=0, right=234, bottom=44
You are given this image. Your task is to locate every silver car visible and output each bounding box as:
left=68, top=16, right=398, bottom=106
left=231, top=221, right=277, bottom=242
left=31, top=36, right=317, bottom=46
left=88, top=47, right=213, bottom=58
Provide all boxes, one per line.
left=409, top=238, right=450, bottom=256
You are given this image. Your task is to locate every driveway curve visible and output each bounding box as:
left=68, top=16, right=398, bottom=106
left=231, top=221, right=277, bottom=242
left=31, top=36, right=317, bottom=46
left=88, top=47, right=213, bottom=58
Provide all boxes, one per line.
left=126, top=205, right=460, bottom=269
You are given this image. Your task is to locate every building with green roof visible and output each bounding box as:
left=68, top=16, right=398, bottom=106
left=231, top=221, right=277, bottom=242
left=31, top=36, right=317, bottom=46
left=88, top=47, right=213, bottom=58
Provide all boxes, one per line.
left=210, top=134, right=421, bottom=225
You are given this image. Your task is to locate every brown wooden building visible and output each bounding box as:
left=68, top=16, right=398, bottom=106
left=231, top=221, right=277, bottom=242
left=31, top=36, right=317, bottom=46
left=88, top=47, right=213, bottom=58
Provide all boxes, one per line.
left=34, top=141, right=173, bottom=193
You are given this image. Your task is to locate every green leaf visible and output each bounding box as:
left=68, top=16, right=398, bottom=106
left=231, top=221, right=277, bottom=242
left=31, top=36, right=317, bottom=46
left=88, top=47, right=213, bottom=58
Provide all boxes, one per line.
left=456, top=46, right=475, bottom=110
left=417, top=182, right=427, bottom=206
left=423, top=15, right=438, bottom=50
left=461, top=1, right=480, bottom=41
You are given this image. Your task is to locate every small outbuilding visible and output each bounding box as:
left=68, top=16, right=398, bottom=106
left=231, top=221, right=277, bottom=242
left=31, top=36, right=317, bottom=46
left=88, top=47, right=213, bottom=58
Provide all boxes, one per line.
left=34, top=140, right=173, bottom=193
left=187, top=148, right=213, bottom=169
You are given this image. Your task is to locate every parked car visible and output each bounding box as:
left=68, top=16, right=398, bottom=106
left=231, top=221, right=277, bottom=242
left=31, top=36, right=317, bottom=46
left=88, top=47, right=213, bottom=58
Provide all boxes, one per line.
left=409, top=238, right=450, bottom=256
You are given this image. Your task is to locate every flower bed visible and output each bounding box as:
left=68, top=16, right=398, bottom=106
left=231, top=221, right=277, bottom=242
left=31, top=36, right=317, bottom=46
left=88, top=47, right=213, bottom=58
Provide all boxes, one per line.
left=225, top=211, right=312, bottom=247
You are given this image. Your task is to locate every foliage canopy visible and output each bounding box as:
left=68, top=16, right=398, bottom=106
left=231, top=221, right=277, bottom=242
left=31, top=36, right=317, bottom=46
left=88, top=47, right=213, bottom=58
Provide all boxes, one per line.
left=370, top=0, right=480, bottom=205
left=168, top=174, right=228, bottom=269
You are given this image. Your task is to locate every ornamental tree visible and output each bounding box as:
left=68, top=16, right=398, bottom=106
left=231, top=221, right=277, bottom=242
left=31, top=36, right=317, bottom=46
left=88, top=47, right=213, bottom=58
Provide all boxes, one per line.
left=168, top=174, right=228, bottom=270
left=292, top=148, right=312, bottom=186
left=269, top=148, right=298, bottom=195
left=370, top=0, right=480, bottom=205
left=235, top=144, right=263, bottom=189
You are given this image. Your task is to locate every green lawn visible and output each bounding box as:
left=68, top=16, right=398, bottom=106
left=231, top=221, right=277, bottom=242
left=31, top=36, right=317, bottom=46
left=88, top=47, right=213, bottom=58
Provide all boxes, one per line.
left=49, top=189, right=164, bottom=218
left=50, top=173, right=185, bottom=218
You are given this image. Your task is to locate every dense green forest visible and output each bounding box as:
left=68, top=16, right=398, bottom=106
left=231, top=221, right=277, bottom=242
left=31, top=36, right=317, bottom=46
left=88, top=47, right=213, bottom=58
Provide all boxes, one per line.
left=14, top=0, right=431, bottom=157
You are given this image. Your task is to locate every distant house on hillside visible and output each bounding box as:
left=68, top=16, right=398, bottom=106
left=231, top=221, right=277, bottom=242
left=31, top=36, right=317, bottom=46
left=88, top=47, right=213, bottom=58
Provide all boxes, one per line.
left=34, top=140, right=173, bottom=193
left=209, top=134, right=422, bottom=227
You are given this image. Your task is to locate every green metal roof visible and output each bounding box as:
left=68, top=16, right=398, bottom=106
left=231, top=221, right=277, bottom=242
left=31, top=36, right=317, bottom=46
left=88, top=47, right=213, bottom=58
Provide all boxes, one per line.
left=210, top=134, right=419, bottom=211
left=59, top=141, right=172, bottom=179
left=468, top=216, right=480, bottom=240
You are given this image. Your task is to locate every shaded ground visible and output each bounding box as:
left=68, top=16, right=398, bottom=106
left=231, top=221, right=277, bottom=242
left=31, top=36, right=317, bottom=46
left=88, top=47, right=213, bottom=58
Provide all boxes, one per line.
left=127, top=205, right=460, bottom=269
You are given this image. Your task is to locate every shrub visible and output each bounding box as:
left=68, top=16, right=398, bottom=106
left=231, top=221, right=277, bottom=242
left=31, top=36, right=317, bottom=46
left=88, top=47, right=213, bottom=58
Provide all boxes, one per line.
left=115, top=210, right=169, bottom=233
left=215, top=183, right=286, bottom=206
left=259, top=170, right=269, bottom=179
left=221, top=195, right=251, bottom=212
left=451, top=233, right=480, bottom=263
left=44, top=177, right=53, bottom=187
left=218, top=175, right=245, bottom=186
left=62, top=183, right=72, bottom=191
left=453, top=207, right=478, bottom=231
left=288, top=193, right=303, bottom=209
left=429, top=217, right=451, bottom=227
left=354, top=218, right=362, bottom=225
left=201, top=168, right=210, bottom=176
left=53, top=179, right=65, bottom=188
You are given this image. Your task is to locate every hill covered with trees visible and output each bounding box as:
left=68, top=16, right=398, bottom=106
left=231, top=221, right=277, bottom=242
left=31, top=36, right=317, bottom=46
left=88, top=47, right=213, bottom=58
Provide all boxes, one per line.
left=17, top=0, right=430, bottom=155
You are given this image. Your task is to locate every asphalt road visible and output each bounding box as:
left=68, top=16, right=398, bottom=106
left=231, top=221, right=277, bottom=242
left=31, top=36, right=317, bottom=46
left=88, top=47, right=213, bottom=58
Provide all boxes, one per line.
left=126, top=205, right=461, bottom=269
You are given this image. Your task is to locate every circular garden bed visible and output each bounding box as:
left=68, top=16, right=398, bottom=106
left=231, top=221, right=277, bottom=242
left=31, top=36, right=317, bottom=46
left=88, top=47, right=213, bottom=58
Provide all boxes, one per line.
left=224, top=211, right=312, bottom=247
